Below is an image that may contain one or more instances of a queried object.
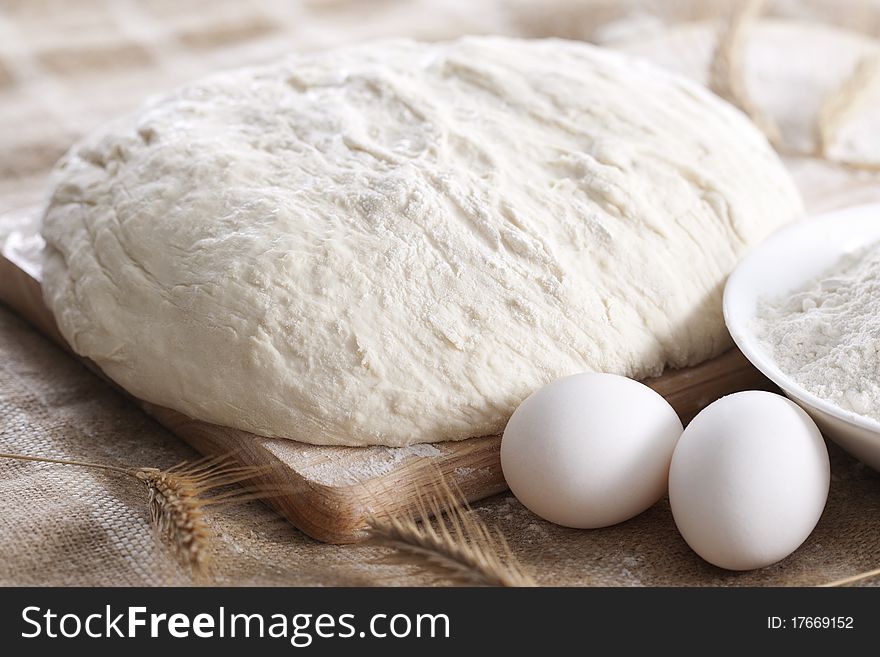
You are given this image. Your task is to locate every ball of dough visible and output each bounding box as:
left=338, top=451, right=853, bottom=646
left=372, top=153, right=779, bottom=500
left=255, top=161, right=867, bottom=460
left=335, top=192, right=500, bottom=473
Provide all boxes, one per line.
left=41, top=37, right=802, bottom=446
left=500, top=373, right=683, bottom=528
left=669, top=392, right=830, bottom=570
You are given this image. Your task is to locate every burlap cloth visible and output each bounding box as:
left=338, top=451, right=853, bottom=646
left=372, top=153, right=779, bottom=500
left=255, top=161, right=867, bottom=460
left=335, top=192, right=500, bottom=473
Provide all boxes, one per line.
left=1, top=0, right=879, bottom=586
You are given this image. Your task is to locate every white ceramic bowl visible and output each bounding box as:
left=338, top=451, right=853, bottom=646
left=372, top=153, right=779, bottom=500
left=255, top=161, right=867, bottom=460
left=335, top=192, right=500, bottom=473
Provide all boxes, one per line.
left=723, top=203, right=880, bottom=471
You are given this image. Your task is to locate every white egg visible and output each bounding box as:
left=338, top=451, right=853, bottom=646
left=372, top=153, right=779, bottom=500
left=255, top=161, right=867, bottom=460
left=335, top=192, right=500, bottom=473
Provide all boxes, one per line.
left=500, top=373, right=683, bottom=528
left=669, top=391, right=830, bottom=570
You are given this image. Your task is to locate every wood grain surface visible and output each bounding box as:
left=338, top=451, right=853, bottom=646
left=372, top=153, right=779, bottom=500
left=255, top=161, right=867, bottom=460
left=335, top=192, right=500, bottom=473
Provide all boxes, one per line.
left=0, top=212, right=775, bottom=542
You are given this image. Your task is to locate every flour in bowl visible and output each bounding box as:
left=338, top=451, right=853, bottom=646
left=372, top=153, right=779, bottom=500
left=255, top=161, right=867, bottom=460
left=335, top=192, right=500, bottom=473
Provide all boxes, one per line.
left=754, top=241, right=880, bottom=421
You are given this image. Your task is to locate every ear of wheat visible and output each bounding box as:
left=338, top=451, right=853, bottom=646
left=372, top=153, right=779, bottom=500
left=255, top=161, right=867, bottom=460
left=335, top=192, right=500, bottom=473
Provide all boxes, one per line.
left=0, top=451, right=268, bottom=579
left=365, top=476, right=535, bottom=587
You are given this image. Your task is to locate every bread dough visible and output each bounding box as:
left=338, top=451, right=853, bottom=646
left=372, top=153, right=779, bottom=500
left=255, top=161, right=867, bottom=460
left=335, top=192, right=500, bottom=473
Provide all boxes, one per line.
left=41, top=37, right=802, bottom=446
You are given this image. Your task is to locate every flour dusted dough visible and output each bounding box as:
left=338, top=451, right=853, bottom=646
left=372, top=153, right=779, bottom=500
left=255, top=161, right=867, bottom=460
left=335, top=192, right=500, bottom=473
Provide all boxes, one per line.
left=41, top=37, right=802, bottom=446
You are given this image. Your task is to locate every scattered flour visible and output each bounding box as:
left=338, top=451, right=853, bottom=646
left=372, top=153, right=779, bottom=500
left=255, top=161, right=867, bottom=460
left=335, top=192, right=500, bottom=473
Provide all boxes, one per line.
left=754, top=241, right=880, bottom=421
left=298, top=443, right=443, bottom=486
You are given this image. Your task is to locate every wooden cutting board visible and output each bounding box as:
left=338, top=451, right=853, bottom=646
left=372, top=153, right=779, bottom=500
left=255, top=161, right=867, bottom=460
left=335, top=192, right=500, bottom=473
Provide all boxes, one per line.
left=0, top=209, right=775, bottom=543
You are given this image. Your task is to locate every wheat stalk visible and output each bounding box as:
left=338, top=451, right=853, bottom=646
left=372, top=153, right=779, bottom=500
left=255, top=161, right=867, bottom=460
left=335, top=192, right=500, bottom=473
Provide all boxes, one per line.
left=0, top=451, right=266, bottom=579
left=709, top=0, right=782, bottom=147
left=709, top=0, right=880, bottom=172
left=817, top=54, right=880, bottom=170
left=819, top=567, right=880, bottom=588
left=365, top=477, right=535, bottom=587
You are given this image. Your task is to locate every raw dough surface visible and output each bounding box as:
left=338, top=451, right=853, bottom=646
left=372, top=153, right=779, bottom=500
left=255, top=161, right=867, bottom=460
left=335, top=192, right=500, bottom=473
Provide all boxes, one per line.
left=41, top=37, right=802, bottom=446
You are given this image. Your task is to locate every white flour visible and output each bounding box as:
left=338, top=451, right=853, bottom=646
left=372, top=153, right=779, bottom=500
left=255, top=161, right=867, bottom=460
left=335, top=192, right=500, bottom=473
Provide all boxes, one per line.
left=754, top=241, right=880, bottom=420
left=296, top=443, right=443, bottom=487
